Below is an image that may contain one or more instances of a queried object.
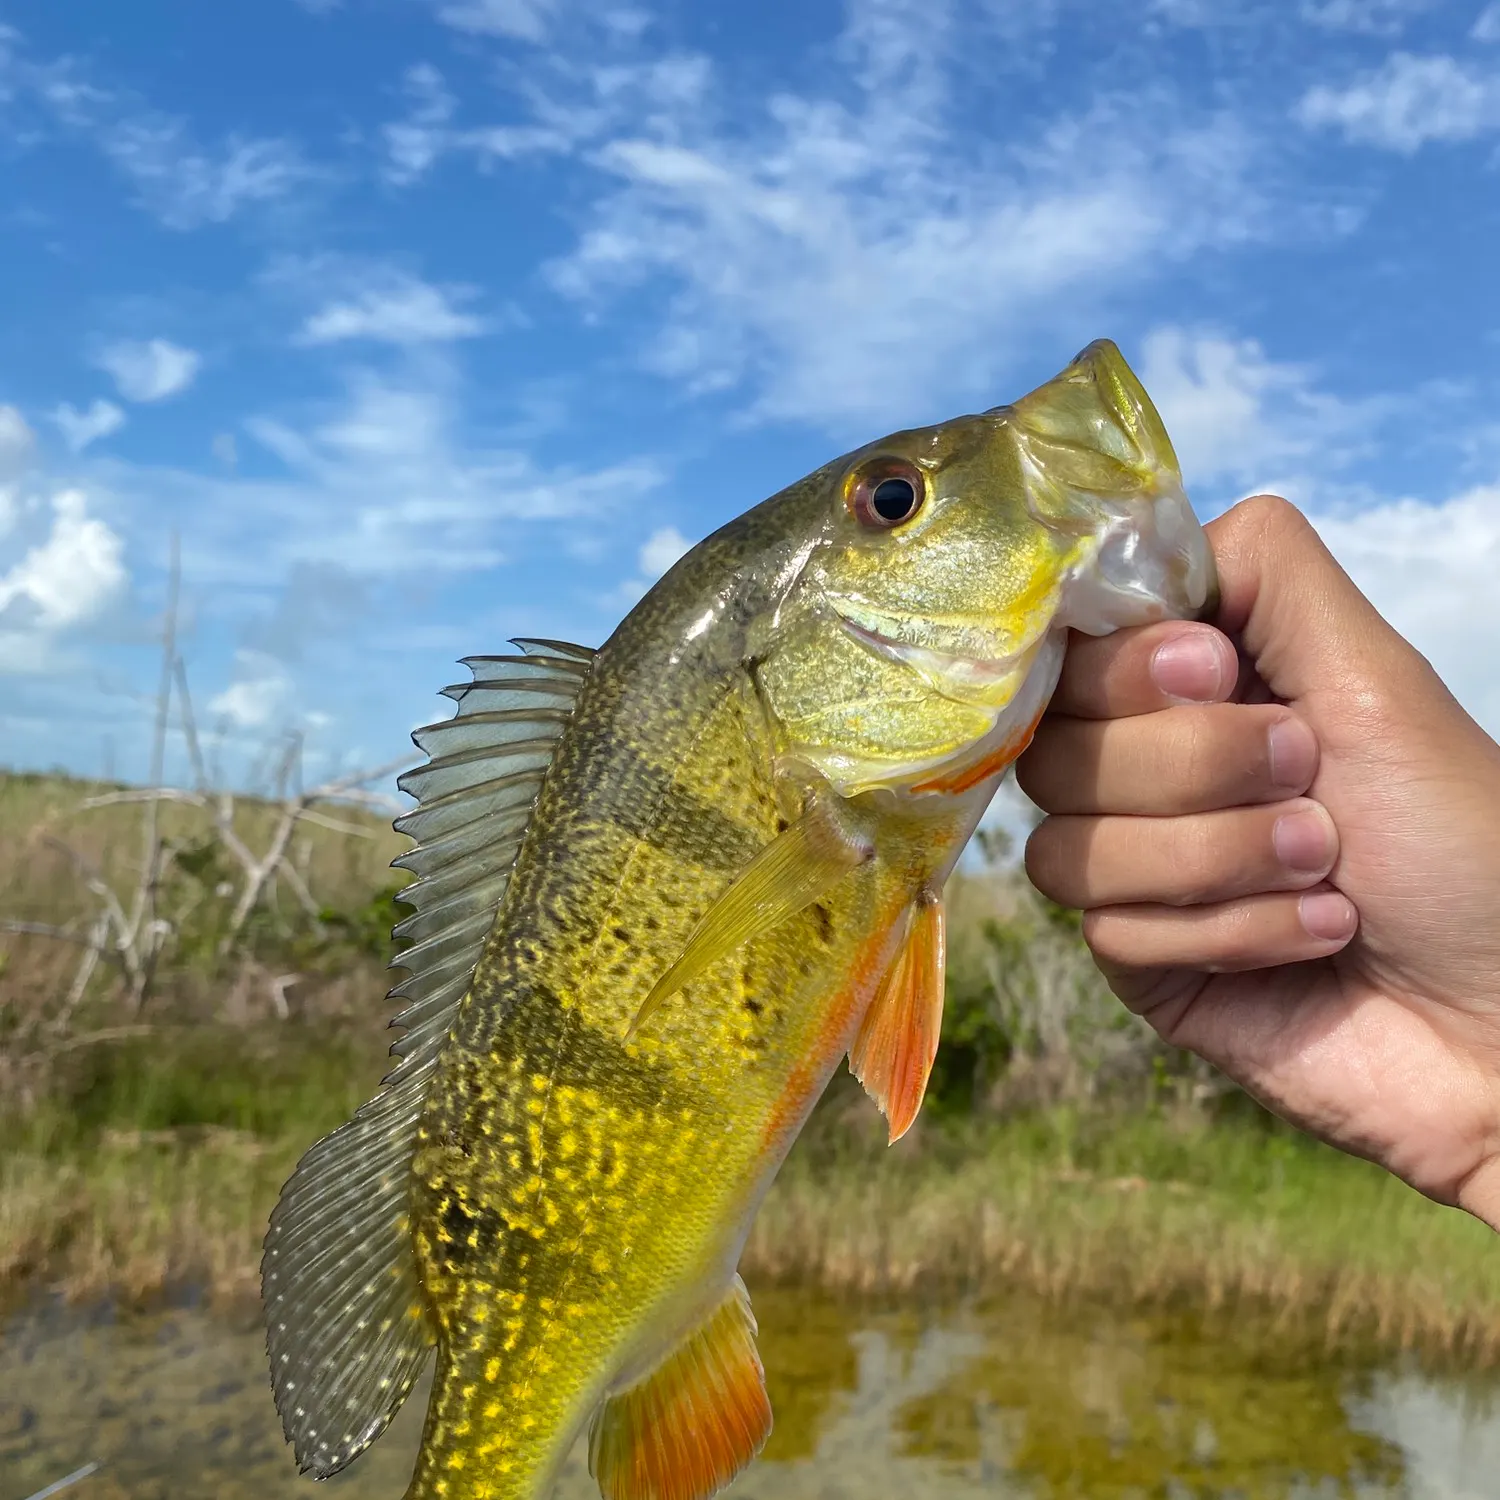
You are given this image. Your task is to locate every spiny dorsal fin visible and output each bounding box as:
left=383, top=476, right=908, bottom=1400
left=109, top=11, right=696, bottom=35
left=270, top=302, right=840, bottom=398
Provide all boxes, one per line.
left=589, top=1276, right=772, bottom=1500
left=262, top=639, right=594, bottom=1479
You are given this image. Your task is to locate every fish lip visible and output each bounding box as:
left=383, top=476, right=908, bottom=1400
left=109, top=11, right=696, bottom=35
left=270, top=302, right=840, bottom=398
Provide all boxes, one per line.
left=826, top=600, right=1026, bottom=703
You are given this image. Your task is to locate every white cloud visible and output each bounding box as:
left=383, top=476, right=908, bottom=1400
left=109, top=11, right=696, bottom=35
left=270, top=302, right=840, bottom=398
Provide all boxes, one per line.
left=1140, top=326, right=1379, bottom=500
left=209, top=650, right=295, bottom=730
left=1475, top=2, right=1500, bottom=41
left=0, top=405, right=36, bottom=483
left=299, top=270, right=487, bottom=345
left=102, top=118, right=307, bottom=229
left=1301, top=0, right=1436, bottom=34
left=1296, top=53, right=1500, bottom=152
left=529, top=9, right=1271, bottom=433
left=1312, top=488, right=1500, bottom=737
left=96, top=339, right=201, bottom=402
left=381, top=62, right=575, bottom=185
left=434, top=0, right=557, bottom=40
left=53, top=399, right=126, bottom=452
left=0, top=488, right=127, bottom=664
left=613, top=523, right=695, bottom=605
left=638, top=524, right=690, bottom=579
left=90, top=366, right=665, bottom=584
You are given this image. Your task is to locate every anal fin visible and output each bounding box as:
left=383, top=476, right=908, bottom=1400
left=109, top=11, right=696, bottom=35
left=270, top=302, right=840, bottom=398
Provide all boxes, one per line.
left=849, top=891, right=946, bottom=1143
left=589, top=1277, right=772, bottom=1500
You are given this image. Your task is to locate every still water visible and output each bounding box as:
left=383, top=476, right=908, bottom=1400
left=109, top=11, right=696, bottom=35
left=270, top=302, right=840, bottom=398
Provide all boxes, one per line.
left=4, top=1288, right=1500, bottom=1500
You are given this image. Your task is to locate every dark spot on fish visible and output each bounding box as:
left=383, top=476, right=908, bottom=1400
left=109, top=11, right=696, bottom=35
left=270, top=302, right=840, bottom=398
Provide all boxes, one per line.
left=811, top=902, right=834, bottom=944
left=744, top=996, right=764, bottom=1016
left=775, top=817, right=789, bottom=834
left=613, top=926, right=630, bottom=944
left=440, top=1197, right=504, bottom=1264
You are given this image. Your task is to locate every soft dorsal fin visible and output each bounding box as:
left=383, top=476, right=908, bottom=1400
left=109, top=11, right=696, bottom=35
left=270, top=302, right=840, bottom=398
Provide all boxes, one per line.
left=262, top=639, right=594, bottom=1479
left=589, top=1276, right=772, bottom=1500
left=848, top=891, right=946, bottom=1143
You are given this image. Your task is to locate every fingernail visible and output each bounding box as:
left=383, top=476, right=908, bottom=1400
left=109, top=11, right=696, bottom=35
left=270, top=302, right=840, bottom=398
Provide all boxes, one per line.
left=1268, top=717, right=1318, bottom=791
left=1273, top=807, right=1334, bottom=873
left=1300, top=890, right=1357, bottom=943
left=1150, top=631, right=1227, bottom=703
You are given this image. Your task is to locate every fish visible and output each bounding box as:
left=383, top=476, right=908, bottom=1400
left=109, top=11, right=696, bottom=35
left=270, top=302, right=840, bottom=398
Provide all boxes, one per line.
left=261, top=339, right=1215, bottom=1500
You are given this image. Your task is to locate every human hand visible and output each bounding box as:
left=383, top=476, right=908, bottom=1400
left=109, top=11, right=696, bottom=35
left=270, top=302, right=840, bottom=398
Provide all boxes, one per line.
left=1017, top=495, right=1500, bottom=1228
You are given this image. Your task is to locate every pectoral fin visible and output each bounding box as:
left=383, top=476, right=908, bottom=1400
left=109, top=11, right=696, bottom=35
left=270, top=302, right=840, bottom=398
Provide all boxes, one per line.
left=589, top=1276, right=772, bottom=1500
left=849, top=891, right=946, bottom=1143
left=627, top=801, right=871, bottom=1038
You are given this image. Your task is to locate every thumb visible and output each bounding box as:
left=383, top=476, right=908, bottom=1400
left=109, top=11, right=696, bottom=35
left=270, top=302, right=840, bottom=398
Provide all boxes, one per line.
left=1209, top=495, right=1437, bottom=715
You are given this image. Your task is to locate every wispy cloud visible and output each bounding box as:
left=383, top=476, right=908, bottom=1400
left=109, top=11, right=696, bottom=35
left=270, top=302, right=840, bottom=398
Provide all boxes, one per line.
left=546, top=52, right=1269, bottom=431
left=101, top=118, right=308, bottom=229
left=53, top=399, right=127, bottom=452
left=296, top=268, right=488, bottom=345
left=1477, top=3, right=1500, bottom=43
left=381, top=62, right=575, bottom=185
left=1296, top=52, right=1500, bottom=152
left=93, top=364, right=664, bottom=584
left=209, top=649, right=295, bottom=730
left=433, top=0, right=558, bottom=41
left=1140, top=327, right=1384, bottom=503
left=1, top=26, right=309, bottom=230
left=0, top=406, right=37, bottom=493
left=96, top=339, right=201, bottom=403
left=1300, top=0, right=1437, bottom=35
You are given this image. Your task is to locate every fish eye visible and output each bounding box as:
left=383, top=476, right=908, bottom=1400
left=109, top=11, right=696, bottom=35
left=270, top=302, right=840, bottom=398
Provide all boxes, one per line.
left=848, top=459, right=926, bottom=530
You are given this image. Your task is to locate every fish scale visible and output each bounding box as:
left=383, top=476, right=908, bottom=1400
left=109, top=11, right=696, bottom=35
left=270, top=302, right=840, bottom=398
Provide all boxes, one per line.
left=406, top=610, right=893, bottom=1496
left=261, top=340, right=1217, bottom=1500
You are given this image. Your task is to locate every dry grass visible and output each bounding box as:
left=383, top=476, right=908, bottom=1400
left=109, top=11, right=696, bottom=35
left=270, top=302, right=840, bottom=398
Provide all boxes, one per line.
left=5, top=772, right=1499, bottom=1373
left=744, top=1104, right=1500, bottom=1369
left=6, top=1092, right=1500, bottom=1372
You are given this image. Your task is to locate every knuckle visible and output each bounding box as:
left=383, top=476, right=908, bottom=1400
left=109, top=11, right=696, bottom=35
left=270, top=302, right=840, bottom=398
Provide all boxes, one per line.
left=1234, top=492, right=1311, bottom=546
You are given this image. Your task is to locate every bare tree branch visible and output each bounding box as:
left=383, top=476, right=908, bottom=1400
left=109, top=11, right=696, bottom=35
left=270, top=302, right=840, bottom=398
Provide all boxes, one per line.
left=0, top=920, right=107, bottom=951
left=124, top=532, right=181, bottom=1017
left=174, top=653, right=211, bottom=795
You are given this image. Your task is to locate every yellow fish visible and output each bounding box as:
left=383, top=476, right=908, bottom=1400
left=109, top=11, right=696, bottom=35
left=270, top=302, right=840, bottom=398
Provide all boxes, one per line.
left=262, top=340, right=1214, bottom=1500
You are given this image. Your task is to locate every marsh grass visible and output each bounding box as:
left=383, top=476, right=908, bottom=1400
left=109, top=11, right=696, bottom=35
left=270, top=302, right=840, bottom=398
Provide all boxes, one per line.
left=4, top=772, right=1499, bottom=1371
left=4, top=1030, right=1499, bottom=1371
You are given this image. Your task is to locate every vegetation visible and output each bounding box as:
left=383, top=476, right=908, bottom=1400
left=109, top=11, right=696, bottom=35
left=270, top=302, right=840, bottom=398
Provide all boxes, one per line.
left=3, top=769, right=1499, bottom=1373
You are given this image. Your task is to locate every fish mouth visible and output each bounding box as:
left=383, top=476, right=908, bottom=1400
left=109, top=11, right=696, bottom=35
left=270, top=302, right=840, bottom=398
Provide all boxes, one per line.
left=827, top=599, right=1037, bottom=710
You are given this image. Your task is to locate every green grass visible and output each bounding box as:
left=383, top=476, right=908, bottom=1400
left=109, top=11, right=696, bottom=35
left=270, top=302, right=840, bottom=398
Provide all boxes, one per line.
left=4, top=1027, right=1499, bottom=1372
left=4, top=769, right=1498, bottom=1369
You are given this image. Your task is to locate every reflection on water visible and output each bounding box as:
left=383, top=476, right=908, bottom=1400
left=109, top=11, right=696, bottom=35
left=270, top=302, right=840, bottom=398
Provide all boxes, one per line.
left=4, top=1288, right=1500, bottom=1499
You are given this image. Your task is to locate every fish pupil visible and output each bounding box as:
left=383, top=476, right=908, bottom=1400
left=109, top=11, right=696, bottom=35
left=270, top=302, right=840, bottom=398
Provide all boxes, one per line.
left=871, top=477, right=917, bottom=521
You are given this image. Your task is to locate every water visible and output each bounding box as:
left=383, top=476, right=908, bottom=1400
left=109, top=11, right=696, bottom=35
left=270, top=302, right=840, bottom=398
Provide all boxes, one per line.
left=4, top=1289, right=1500, bottom=1500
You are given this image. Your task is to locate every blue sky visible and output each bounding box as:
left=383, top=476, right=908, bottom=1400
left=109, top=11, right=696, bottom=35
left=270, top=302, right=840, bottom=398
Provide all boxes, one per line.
left=1, top=0, right=1499, bottom=793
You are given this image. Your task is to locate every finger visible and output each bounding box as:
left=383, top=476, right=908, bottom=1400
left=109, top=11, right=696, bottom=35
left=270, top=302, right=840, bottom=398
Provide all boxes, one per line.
left=1047, top=621, right=1241, bottom=720
left=1082, top=887, right=1358, bottom=984
left=1018, top=704, right=1319, bottom=816
left=1026, top=798, right=1338, bottom=910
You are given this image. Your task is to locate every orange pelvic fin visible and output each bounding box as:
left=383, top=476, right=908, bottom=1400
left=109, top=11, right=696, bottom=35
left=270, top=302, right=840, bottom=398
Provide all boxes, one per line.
left=848, top=891, right=946, bottom=1143
left=588, top=1276, right=772, bottom=1500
